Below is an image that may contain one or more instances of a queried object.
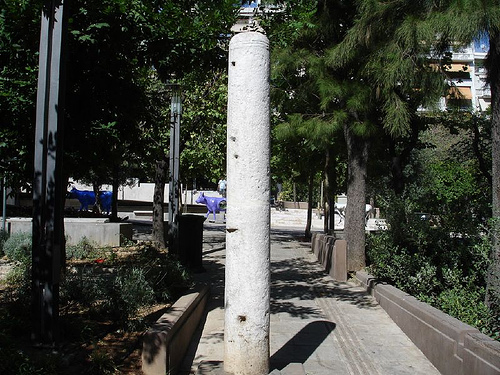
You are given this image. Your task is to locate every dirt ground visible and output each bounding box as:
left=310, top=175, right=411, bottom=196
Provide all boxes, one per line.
left=0, top=246, right=172, bottom=374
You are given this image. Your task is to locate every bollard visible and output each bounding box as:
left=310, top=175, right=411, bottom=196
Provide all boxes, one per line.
left=224, top=31, right=271, bottom=375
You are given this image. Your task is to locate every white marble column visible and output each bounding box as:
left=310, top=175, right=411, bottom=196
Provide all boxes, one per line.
left=224, top=31, right=271, bottom=375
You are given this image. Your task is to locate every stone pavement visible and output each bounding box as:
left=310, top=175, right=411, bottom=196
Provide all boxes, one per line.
left=178, top=222, right=441, bottom=375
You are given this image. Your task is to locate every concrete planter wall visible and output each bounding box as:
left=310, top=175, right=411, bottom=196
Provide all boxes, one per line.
left=282, top=201, right=308, bottom=210
left=7, top=217, right=132, bottom=247
left=142, top=286, right=210, bottom=375
left=311, top=233, right=347, bottom=282
left=311, top=233, right=500, bottom=374
left=355, top=271, right=500, bottom=375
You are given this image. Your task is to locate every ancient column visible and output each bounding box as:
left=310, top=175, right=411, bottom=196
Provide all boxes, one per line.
left=224, top=32, right=271, bottom=375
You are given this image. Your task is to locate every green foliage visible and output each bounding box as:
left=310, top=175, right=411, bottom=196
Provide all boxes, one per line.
left=180, top=70, right=229, bottom=186
left=2, top=234, right=192, bottom=333
left=3, top=231, right=31, bottom=262
left=406, top=118, right=491, bottom=234
left=135, top=245, right=192, bottom=302
left=366, top=229, right=442, bottom=302
left=3, top=256, right=31, bottom=307
left=61, top=265, right=108, bottom=309
left=0, top=1, right=41, bottom=190
left=366, top=196, right=495, bottom=336
left=0, top=229, right=9, bottom=255
left=87, top=347, right=118, bottom=375
left=1, top=0, right=237, bottom=193
left=368, top=114, right=492, bottom=322
left=0, top=344, right=58, bottom=375
left=107, top=267, right=155, bottom=329
left=327, top=0, right=447, bottom=137
left=66, top=236, right=98, bottom=260
left=438, top=272, right=491, bottom=330
left=61, top=244, right=192, bottom=329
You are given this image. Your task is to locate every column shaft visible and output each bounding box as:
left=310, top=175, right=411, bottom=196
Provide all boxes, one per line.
left=224, top=32, right=271, bottom=375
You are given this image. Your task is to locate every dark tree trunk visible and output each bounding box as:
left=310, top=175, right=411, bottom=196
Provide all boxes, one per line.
left=152, top=159, right=168, bottom=249
left=324, top=148, right=336, bottom=234
left=111, top=167, right=119, bottom=222
left=92, top=182, right=101, bottom=214
left=487, top=31, right=500, bottom=310
left=305, top=171, right=314, bottom=240
left=344, top=123, right=369, bottom=272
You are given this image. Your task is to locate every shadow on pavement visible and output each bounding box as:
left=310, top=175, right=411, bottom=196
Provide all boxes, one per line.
left=271, top=257, right=377, bottom=312
left=270, top=320, right=336, bottom=371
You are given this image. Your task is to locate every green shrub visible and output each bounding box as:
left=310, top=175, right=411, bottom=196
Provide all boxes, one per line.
left=3, top=257, right=32, bottom=306
left=137, top=245, right=193, bottom=302
left=0, top=347, right=56, bottom=375
left=87, top=347, right=118, bottom=375
left=60, top=265, right=108, bottom=309
left=366, top=195, right=498, bottom=339
left=438, top=282, right=491, bottom=330
left=0, top=229, right=9, bottom=255
left=107, top=267, right=155, bottom=329
left=2, top=233, right=32, bottom=305
left=3, top=232, right=31, bottom=262
left=66, top=236, right=97, bottom=260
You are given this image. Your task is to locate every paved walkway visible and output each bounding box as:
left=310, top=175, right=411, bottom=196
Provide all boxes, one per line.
left=178, top=222, right=441, bottom=375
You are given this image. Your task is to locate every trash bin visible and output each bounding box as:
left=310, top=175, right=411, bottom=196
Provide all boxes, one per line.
left=178, top=214, right=206, bottom=272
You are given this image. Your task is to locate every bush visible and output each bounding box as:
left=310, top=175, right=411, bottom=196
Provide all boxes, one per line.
left=61, top=265, right=108, bottom=310
left=4, top=239, right=192, bottom=332
left=107, top=267, right=155, bottom=329
left=87, top=347, right=118, bottom=375
left=66, top=236, right=98, bottom=260
left=438, top=283, right=491, bottom=330
left=0, top=229, right=9, bottom=255
left=3, top=232, right=31, bottom=262
left=366, top=195, right=497, bottom=339
left=138, top=246, right=192, bottom=302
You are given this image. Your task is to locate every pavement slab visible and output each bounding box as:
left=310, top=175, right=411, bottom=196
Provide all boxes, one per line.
left=178, top=223, right=440, bottom=375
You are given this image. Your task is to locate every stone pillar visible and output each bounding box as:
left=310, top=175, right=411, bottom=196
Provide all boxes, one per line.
left=224, top=32, right=271, bottom=375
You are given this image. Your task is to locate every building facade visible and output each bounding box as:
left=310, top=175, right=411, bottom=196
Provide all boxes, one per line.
left=440, top=34, right=490, bottom=112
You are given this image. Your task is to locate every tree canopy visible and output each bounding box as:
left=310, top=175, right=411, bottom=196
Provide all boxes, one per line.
left=0, top=0, right=237, bottom=193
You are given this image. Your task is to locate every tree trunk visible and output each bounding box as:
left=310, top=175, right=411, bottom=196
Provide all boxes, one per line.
left=305, top=171, right=314, bottom=239
left=110, top=168, right=119, bottom=222
left=343, top=123, right=369, bottom=272
left=487, top=31, right=500, bottom=311
left=152, top=159, right=168, bottom=249
left=92, top=181, right=101, bottom=214
left=324, top=148, right=336, bottom=234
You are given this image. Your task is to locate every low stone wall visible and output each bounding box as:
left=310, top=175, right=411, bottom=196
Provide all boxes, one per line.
left=311, top=233, right=347, bottom=282
left=142, top=286, right=210, bottom=375
left=7, top=217, right=133, bottom=247
left=356, top=271, right=500, bottom=375
left=282, top=201, right=309, bottom=209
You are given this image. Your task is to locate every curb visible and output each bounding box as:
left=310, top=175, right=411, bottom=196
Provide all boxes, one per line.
left=142, top=285, right=210, bottom=375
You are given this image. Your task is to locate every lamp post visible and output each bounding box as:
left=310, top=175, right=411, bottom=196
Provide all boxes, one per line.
left=168, top=84, right=181, bottom=255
